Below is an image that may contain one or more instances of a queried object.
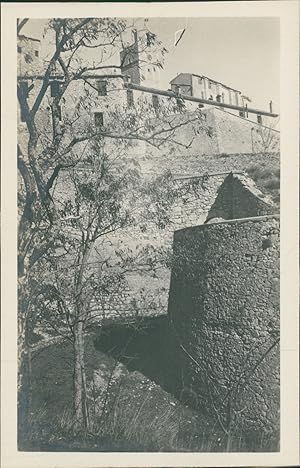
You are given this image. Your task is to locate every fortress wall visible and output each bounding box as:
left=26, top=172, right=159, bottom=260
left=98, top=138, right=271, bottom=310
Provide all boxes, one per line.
left=140, top=109, right=279, bottom=177
left=168, top=215, right=280, bottom=438
left=213, top=107, right=280, bottom=155
left=51, top=170, right=276, bottom=321
left=51, top=171, right=230, bottom=319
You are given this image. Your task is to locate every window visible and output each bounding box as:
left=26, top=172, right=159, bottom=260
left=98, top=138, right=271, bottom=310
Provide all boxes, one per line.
left=34, top=50, right=39, bottom=57
left=127, top=89, right=134, bottom=107
left=257, top=114, right=262, bottom=124
left=94, top=112, right=104, bottom=128
left=152, top=94, right=159, bottom=111
left=57, top=105, right=62, bottom=122
left=17, top=46, right=22, bottom=53
left=97, top=81, right=107, bottom=96
left=201, top=91, right=204, bottom=99
left=239, top=110, right=245, bottom=118
left=208, top=81, right=212, bottom=89
left=50, top=80, right=60, bottom=97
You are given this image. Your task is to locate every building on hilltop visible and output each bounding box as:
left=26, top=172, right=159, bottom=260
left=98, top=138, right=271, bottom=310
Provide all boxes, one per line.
left=17, top=34, right=42, bottom=76
left=17, top=30, right=279, bottom=163
left=170, top=72, right=244, bottom=110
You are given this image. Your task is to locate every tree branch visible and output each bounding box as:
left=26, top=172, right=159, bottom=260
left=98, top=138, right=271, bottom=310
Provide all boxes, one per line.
left=17, top=18, right=29, bottom=35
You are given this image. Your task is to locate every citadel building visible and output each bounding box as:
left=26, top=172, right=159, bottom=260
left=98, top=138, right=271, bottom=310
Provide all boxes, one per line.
left=17, top=26, right=280, bottom=444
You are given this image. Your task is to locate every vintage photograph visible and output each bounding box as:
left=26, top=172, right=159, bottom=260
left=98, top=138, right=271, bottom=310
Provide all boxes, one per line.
left=16, top=15, right=280, bottom=453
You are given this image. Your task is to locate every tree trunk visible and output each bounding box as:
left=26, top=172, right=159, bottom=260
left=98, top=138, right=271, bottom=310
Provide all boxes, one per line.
left=18, top=277, right=32, bottom=447
left=73, top=320, right=89, bottom=429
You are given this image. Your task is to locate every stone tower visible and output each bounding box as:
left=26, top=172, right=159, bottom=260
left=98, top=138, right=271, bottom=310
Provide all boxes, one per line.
left=120, top=28, right=161, bottom=89
left=17, top=34, right=42, bottom=76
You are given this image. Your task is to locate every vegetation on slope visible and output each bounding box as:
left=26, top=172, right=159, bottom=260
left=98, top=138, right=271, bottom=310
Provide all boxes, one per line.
left=245, top=162, right=280, bottom=208
left=26, top=334, right=225, bottom=452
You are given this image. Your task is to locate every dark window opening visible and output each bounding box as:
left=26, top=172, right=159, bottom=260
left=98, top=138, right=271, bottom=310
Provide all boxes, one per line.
left=257, top=114, right=262, bottom=124
left=17, top=46, right=22, bottom=53
left=239, top=110, right=245, bottom=117
left=127, top=89, right=134, bottom=107
left=94, top=112, right=104, bottom=128
left=97, top=81, right=107, bottom=96
left=50, top=80, right=60, bottom=97
left=34, top=50, right=39, bottom=57
left=152, top=94, right=159, bottom=112
left=24, top=53, right=33, bottom=64
left=216, top=94, right=222, bottom=103
left=57, top=105, right=62, bottom=122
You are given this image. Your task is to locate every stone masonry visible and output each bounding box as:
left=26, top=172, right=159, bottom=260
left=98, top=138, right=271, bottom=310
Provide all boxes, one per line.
left=168, top=210, right=279, bottom=443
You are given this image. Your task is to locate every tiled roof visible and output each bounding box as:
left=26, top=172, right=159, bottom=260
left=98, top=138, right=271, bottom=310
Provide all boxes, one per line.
left=170, top=72, right=241, bottom=93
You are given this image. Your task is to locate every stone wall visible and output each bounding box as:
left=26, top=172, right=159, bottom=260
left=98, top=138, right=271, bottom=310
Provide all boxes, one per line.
left=168, top=215, right=280, bottom=443
left=51, top=170, right=276, bottom=322
left=142, top=109, right=279, bottom=177
left=206, top=173, right=275, bottom=222
left=213, top=107, right=280, bottom=155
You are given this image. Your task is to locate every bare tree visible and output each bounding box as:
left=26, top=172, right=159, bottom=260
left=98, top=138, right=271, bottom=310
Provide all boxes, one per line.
left=17, top=17, right=210, bottom=435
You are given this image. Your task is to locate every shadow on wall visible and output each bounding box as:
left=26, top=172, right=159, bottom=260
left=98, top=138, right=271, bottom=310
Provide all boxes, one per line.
left=205, top=172, right=277, bottom=223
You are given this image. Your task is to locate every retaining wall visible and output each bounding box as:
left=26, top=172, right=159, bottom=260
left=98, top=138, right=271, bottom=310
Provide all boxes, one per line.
left=142, top=108, right=279, bottom=175
left=51, top=171, right=276, bottom=321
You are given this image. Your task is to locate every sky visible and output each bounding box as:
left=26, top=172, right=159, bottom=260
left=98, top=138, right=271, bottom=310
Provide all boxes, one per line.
left=22, top=17, right=280, bottom=112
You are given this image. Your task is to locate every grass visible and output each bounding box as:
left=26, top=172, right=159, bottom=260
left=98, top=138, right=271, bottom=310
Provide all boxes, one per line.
left=25, top=333, right=227, bottom=452
left=245, top=162, right=280, bottom=207
left=23, top=328, right=279, bottom=452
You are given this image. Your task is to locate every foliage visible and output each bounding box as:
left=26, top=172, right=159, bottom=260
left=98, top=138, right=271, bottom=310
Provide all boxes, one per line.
left=17, top=16, right=211, bottom=439
left=246, top=163, right=280, bottom=206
